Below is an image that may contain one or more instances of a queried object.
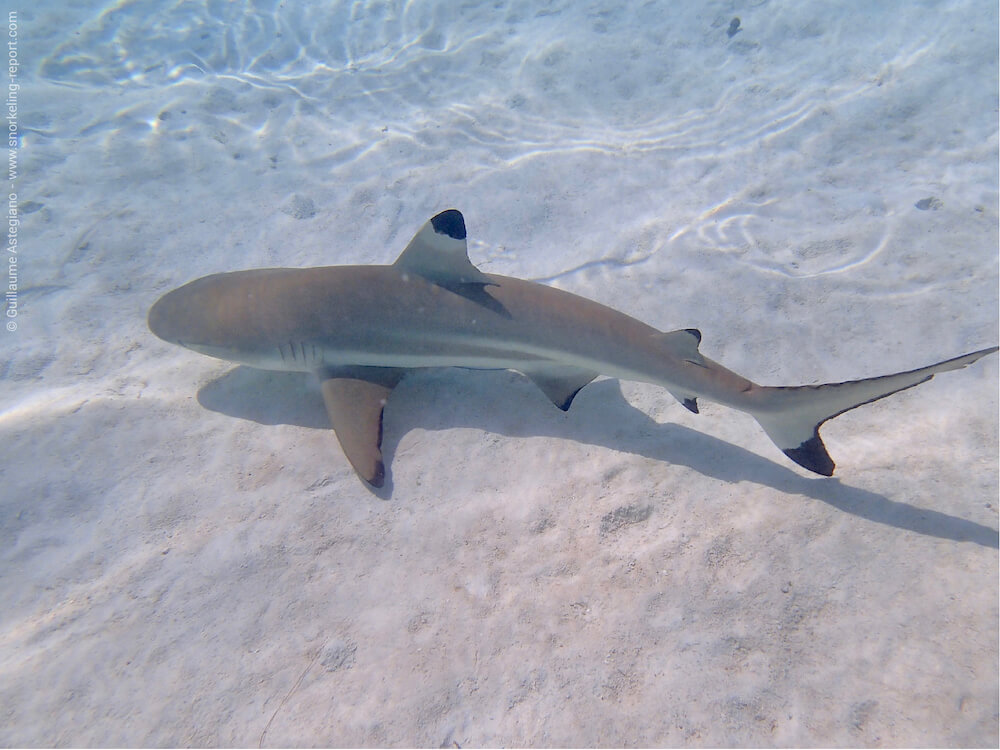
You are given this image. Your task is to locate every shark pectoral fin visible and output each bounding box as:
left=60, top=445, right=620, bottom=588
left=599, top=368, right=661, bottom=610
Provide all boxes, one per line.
left=520, top=365, right=599, bottom=411
left=653, top=328, right=706, bottom=367
left=394, top=209, right=495, bottom=288
left=318, top=368, right=405, bottom=487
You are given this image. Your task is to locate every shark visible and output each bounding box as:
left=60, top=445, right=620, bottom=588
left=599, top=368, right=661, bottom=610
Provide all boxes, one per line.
left=148, top=209, right=997, bottom=487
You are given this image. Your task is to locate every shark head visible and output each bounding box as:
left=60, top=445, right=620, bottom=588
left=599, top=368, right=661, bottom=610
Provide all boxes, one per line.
left=148, top=276, right=218, bottom=349
left=148, top=269, right=340, bottom=371
left=148, top=274, right=273, bottom=365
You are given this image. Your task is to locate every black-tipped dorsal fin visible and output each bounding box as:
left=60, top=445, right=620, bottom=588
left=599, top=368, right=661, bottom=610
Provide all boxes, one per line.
left=653, top=328, right=706, bottom=367
left=394, top=209, right=495, bottom=288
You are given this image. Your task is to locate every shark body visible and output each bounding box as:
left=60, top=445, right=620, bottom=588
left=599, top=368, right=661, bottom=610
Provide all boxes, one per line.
left=148, top=210, right=997, bottom=487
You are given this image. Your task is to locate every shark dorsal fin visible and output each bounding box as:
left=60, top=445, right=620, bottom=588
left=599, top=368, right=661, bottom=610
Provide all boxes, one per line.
left=654, top=328, right=706, bottom=412
left=654, top=328, right=706, bottom=367
left=394, top=209, right=495, bottom=288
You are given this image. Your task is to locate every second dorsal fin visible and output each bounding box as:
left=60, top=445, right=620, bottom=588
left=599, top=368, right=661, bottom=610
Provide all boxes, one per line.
left=653, top=328, right=705, bottom=367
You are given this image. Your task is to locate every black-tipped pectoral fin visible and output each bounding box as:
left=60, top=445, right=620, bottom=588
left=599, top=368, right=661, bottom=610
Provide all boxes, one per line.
left=318, top=367, right=406, bottom=487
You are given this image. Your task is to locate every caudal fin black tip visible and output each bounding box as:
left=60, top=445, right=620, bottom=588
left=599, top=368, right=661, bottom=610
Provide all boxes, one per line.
left=783, top=435, right=835, bottom=476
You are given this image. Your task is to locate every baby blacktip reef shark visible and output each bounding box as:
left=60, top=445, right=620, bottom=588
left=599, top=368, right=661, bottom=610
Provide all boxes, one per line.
left=148, top=209, right=997, bottom=488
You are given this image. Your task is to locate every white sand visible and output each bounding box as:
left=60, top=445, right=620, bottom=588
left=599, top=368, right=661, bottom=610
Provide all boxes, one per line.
left=2, top=0, right=997, bottom=746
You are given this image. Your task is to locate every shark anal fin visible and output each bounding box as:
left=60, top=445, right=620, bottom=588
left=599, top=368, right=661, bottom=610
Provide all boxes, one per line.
left=521, top=365, right=599, bottom=411
left=318, top=367, right=406, bottom=487
left=394, top=209, right=495, bottom=288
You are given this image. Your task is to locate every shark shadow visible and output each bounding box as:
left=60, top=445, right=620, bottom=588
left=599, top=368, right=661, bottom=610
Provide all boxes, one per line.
left=197, top=366, right=999, bottom=549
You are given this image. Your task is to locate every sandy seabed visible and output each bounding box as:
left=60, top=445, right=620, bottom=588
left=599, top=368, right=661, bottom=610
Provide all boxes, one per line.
left=2, top=0, right=998, bottom=746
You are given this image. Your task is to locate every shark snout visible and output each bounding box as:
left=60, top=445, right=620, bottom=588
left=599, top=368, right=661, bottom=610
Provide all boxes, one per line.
left=147, top=290, right=176, bottom=343
left=148, top=274, right=261, bottom=363
left=148, top=285, right=204, bottom=346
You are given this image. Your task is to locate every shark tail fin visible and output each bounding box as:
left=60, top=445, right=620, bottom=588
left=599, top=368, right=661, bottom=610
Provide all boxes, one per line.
left=751, top=347, right=998, bottom=476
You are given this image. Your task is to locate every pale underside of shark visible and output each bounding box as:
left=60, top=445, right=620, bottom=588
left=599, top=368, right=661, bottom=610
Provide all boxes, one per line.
left=148, top=209, right=998, bottom=488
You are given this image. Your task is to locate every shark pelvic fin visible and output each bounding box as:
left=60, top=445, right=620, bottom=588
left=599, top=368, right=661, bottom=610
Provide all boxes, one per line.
left=520, top=364, right=599, bottom=410
left=394, top=209, right=495, bottom=288
left=318, top=367, right=406, bottom=487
